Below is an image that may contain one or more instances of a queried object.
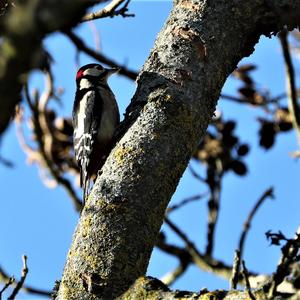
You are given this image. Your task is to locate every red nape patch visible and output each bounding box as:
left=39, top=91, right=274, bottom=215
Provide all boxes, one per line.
left=76, top=69, right=84, bottom=80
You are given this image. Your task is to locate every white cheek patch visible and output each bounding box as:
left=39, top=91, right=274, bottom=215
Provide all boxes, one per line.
left=83, top=68, right=102, bottom=76
left=79, top=78, right=92, bottom=90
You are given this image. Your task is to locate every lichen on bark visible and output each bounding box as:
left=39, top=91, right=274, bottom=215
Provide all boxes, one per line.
left=56, top=1, right=300, bottom=299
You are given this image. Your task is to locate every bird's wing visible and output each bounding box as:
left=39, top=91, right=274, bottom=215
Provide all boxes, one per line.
left=73, top=89, right=102, bottom=203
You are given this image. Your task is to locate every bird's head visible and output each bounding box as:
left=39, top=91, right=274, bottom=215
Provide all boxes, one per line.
left=76, top=63, right=119, bottom=87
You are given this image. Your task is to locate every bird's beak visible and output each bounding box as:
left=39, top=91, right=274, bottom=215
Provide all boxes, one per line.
left=105, top=67, right=120, bottom=76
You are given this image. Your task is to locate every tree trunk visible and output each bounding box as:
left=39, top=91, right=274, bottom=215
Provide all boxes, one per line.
left=56, top=1, right=300, bottom=299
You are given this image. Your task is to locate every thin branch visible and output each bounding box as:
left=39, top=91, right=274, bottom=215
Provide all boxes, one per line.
left=230, top=250, right=241, bottom=290
left=164, top=217, right=203, bottom=259
left=14, top=106, right=43, bottom=166
left=0, top=265, right=50, bottom=297
left=163, top=218, right=261, bottom=285
left=220, top=93, right=285, bottom=106
left=65, top=30, right=138, bottom=81
left=230, top=188, right=273, bottom=289
left=156, top=233, right=191, bottom=285
left=22, top=74, right=83, bottom=211
left=205, top=163, right=222, bottom=257
left=221, top=94, right=251, bottom=104
left=188, top=164, right=206, bottom=182
left=267, top=232, right=300, bottom=297
left=0, top=277, right=14, bottom=300
left=38, top=70, right=55, bottom=163
left=166, top=193, right=208, bottom=213
left=278, top=30, right=300, bottom=146
left=160, top=262, right=189, bottom=286
left=82, top=0, right=134, bottom=22
left=242, top=260, right=256, bottom=300
left=37, top=73, right=82, bottom=210
left=8, top=256, right=28, bottom=300
left=238, top=187, right=274, bottom=261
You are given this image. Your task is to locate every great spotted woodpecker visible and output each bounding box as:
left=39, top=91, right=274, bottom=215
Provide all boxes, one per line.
left=72, top=63, right=120, bottom=205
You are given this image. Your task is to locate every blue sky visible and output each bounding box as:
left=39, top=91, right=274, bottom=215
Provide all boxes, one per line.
left=0, top=1, right=299, bottom=298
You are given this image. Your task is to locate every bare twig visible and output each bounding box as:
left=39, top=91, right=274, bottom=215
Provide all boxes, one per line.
left=82, top=0, right=134, bottom=22
left=38, top=70, right=55, bottom=162
left=163, top=218, right=261, bottom=284
left=165, top=217, right=203, bottom=259
left=278, top=30, right=300, bottom=145
left=0, top=277, right=14, bottom=300
left=0, top=265, right=50, bottom=297
left=156, top=233, right=191, bottom=285
left=242, top=260, right=256, bottom=300
left=21, top=74, right=83, bottom=211
left=238, top=187, right=274, bottom=261
left=267, top=232, right=300, bottom=297
left=230, top=250, right=241, bottom=290
left=37, top=72, right=82, bottom=210
left=65, top=30, right=138, bottom=80
left=220, top=93, right=285, bottom=106
left=8, top=256, right=28, bottom=300
left=15, top=105, right=43, bottom=166
left=205, top=164, right=222, bottom=257
left=160, top=262, right=189, bottom=286
left=221, top=94, right=251, bottom=104
left=230, top=188, right=273, bottom=290
left=188, top=164, right=205, bottom=182
left=166, top=193, right=208, bottom=213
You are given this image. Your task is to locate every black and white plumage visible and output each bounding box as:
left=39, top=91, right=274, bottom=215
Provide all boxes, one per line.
left=72, top=63, right=120, bottom=205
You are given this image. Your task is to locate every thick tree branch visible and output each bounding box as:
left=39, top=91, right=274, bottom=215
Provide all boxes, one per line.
left=0, top=0, right=106, bottom=136
left=119, top=276, right=293, bottom=300
left=57, top=1, right=300, bottom=299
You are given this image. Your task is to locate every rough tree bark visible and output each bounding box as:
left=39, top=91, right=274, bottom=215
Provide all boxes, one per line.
left=51, top=0, right=299, bottom=299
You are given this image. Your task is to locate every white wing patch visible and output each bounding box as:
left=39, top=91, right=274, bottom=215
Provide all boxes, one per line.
left=74, top=92, right=90, bottom=140
left=74, top=133, right=95, bottom=160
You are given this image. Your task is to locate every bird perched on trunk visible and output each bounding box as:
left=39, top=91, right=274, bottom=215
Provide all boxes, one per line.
left=72, top=63, right=120, bottom=205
